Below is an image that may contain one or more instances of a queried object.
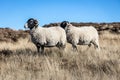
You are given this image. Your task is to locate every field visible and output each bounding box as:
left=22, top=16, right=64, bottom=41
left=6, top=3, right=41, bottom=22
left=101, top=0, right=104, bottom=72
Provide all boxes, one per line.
left=0, top=27, right=120, bottom=80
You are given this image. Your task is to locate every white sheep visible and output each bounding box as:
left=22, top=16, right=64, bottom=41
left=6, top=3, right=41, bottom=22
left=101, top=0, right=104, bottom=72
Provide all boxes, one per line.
left=24, top=18, right=66, bottom=53
left=60, top=21, right=100, bottom=51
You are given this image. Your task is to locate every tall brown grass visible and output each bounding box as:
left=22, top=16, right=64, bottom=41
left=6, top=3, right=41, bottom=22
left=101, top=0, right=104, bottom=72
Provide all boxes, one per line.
left=0, top=31, right=120, bottom=80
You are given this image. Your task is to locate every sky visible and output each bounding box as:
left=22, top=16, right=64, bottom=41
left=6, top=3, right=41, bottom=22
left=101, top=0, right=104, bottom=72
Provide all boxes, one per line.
left=0, top=0, right=120, bottom=30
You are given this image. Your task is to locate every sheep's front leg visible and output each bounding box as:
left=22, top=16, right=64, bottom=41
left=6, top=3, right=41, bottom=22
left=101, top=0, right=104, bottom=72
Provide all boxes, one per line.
left=36, top=43, right=40, bottom=53
left=37, top=46, right=40, bottom=53
left=40, top=46, right=44, bottom=54
left=37, top=46, right=44, bottom=54
left=36, top=43, right=44, bottom=54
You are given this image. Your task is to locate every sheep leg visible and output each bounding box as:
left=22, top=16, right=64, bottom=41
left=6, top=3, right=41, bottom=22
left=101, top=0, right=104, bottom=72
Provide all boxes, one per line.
left=72, top=44, right=78, bottom=51
left=85, top=43, right=92, bottom=50
left=57, top=42, right=66, bottom=50
left=62, top=45, right=66, bottom=50
left=36, top=43, right=40, bottom=53
left=60, top=45, right=66, bottom=53
left=59, top=43, right=66, bottom=50
left=40, top=46, right=44, bottom=54
left=36, top=46, right=40, bottom=53
left=88, top=43, right=92, bottom=47
left=37, top=46, right=44, bottom=54
left=92, top=40, right=100, bottom=50
left=36, top=43, right=44, bottom=54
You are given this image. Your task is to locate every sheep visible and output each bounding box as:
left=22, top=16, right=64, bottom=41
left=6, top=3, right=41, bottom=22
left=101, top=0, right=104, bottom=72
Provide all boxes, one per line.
left=60, top=21, right=100, bottom=51
left=24, top=18, right=66, bottom=54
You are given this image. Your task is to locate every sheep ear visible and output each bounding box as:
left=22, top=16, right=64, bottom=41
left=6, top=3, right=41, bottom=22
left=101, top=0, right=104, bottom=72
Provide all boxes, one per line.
left=34, top=19, right=38, bottom=24
left=34, top=19, right=39, bottom=27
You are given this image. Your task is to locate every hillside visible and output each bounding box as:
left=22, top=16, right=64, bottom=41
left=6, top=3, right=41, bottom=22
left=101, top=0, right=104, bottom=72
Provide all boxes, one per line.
left=0, top=28, right=29, bottom=42
left=43, top=22, right=120, bottom=33
left=0, top=22, right=120, bottom=80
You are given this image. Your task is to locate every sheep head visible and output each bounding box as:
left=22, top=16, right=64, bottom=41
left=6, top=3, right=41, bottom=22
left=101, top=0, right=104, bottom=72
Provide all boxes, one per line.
left=24, top=18, right=39, bottom=30
left=60, top=21, right=70, bottom=29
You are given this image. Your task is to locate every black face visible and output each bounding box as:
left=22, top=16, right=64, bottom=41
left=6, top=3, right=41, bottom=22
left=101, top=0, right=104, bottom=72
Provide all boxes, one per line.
left=25, top=18, right=38, bottom=30
left=60, top=21, right=69, bottom=29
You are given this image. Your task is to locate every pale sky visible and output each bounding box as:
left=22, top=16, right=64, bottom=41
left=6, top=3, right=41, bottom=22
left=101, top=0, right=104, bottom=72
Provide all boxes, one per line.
left=0, top=0, right=120, bottom=30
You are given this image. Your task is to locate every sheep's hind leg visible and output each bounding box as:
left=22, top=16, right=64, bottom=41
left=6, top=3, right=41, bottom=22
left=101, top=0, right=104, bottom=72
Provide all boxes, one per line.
left=85, top=43, right=92, bottom=51
left=60, top=44, right=66, bottom=50
left=92, top=40, right=100, bottom=51
left=60, top=44, right=66, bottom=54
left=62, top=45, right=66, bottom=50
left=57, top=42, right=66, bottom=50
left=72, top=44, right=78, bottom=52
left=88, top=43, right=92, bottom=47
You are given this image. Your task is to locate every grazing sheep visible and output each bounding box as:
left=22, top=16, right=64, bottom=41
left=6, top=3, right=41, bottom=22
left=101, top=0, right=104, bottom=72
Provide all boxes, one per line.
left=24, top=18, right=66, bottom=53
left=60, top=21, right=100, bottom=51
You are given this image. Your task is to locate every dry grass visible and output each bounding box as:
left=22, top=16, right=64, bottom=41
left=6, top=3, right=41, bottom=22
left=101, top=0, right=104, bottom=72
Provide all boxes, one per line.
left=0, top=31, right=120, bottom=80
left=0, top=38, right=36, bottom=51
